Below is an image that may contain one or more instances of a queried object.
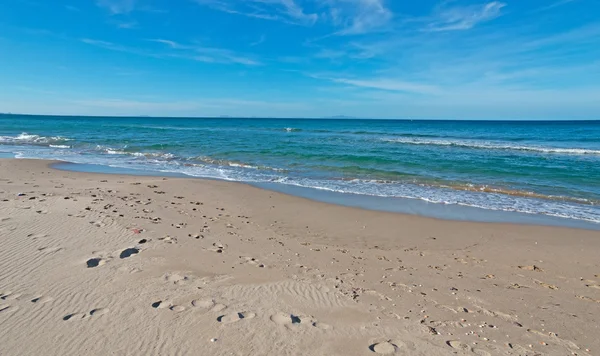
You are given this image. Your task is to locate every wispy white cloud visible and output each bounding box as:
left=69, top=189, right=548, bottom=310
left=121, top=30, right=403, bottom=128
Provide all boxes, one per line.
left=81, top=38, right=261, bottom=65
left=194, top=0, right=392, bottom=34
left=426, top=1, right=506, bottom=32
left=149, top=39, right=181, bottom=48
left=81, top=38, right=157, bottom=57
left=277, top=56, right=308, bottom=64
left=115, top=21, right=139, bottom=29
left=326, top=0, right=393, bottom=35
left=96, top=0, right=164, bottom=15
left=521, top=23, right=600, bottom=49
left=195, top=0, right=318, bottom=25
left=96, top=0, right=137, bottom=14
left=250, top=34, right=266, bottom=46
left=150, top=39, right=262, bottom=65
left=328, top=77, right=441, bottom=95
left=305, top=71, right=440, bottom=95
left=299, top=15, right=600, bottom=112
left=538, top=0, right=578, bottom=11
left=10, top=0, right=600, bottom=119
left=81, top=38, right=135, bottom=52
left=313, top=48, right=347, bottom=60
left=271, top=0, right=319, bottom=24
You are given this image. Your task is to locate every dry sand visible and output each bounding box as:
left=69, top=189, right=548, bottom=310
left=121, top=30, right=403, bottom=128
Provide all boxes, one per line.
left=0, top=158, right=598, bottom=356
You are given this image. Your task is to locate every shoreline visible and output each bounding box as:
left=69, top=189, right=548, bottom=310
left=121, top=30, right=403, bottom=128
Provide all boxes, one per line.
left=52, top=159, right=600, bottom=232
left=1, top=117, right=599, bottom=229
left=8, top=158, right=599, bottom=237
left=1, top=158, right=599, bottom=355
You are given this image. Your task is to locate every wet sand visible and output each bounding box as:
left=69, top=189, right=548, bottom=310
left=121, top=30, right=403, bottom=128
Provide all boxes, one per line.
left=0, top=158, right=598, bottom=356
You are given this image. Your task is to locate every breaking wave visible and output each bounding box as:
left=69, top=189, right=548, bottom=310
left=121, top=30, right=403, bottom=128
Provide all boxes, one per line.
left=0, top=133, right=70, bottom=145
left=382, top=137, right=600, bottom=155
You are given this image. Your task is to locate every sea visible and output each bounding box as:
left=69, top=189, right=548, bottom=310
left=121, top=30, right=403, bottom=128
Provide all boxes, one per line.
left=1, top=115, right=599, bottom=228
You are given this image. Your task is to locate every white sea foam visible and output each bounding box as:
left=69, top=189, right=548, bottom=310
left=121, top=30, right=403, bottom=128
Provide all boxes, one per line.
left=5, top=142, right=599, bottom=225
left=96, top=146, right=175, bottom=159
left=0, top=132, right=70, bottom=145
left=267, top=177, right=600, bottom=224
left=382, top=137, right=600, bottom=155
left=187, top=156, right=286, bottom=172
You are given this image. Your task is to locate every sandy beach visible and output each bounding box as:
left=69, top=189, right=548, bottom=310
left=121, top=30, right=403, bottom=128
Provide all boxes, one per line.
left=0, top=158, right=598, bottom=356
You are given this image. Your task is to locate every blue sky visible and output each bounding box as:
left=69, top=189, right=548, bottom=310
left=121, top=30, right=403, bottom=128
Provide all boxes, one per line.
left=0, top=0, right=599, bottom=119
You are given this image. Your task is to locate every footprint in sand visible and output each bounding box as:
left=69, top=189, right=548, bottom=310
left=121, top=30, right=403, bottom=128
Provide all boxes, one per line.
left=0, top=305, right=18, bottom=313
left=446, top=340, right=491, bottom=355
left=312, top=322, right=332, bottom=330
left=370, top=342, right=396, bottom=355
left=152, top=301, right=172, bottom=309
left=270, top=312, right=303, bottom=328
left=210, top=242, right=227, bottom=254
left=31, top=296, right=53, bottom=304
left=211, top=303, right=227, bottom=312
left=369, top=340, right=409, bottom=355
left=87, top=258, right=108, bottom=268
left=64, top=308, right=108, bottom=321
left=63, top=313, right=87, bottom=321
left=241, top=256, right=258, bottom=264
left=38, top=246, right=64, bottom=254
left=508, top=343, right=536, bottom=354
left=170, top=305, right=186, bottom=312
left=190, top=299, right=228, bottom=313
left=117, top=265, right=142, bottom=274
left=119, top=248, right=140, bottom=259
left=164, top=273, right=189, bottom=285
left=90, top=221, right=106, bottom=227
left=217, top=312, right=256, bottom=324
left=240, top=256, right=265, bottom=268
left=447, top=340, right=471, bottom=352
left=151, top=301, right=185, bottom=312
left=159, top=236, right=177, bottom=244
left=1, top=293, right=22, bottom=301
left=90, top=308, right=109, bottom=317
left=191, top=298, right=215, bottom=309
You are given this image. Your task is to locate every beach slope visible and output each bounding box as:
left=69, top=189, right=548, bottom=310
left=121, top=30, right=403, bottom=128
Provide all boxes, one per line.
left=0, top=159, right=598, bottom=355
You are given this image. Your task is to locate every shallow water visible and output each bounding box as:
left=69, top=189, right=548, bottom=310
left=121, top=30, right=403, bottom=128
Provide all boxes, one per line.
left=1, top=115, right=599, bottom=225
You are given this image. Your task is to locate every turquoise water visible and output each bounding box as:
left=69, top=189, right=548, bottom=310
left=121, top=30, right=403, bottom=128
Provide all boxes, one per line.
left=1, top=115, right=599, bottom=224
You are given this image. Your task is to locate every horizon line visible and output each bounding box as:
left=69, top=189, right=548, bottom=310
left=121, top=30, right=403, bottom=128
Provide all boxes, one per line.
left=1, top=112, right=599, bottom=122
